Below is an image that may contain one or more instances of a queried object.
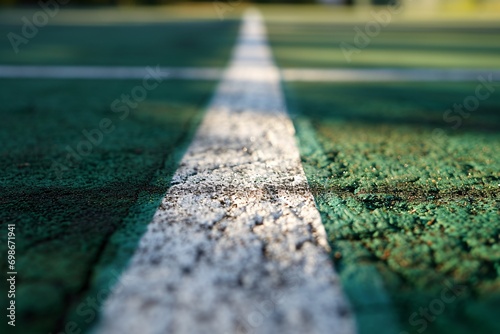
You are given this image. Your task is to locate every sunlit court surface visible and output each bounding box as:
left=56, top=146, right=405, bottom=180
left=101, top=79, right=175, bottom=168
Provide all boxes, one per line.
left=0, top=1, right=499, bottom=334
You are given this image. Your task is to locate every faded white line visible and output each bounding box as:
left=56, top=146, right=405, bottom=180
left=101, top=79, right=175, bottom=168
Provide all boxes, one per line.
left=282, top=68, right=500, bottom=82
left=0, top=65, right=222, bottom=80
left=94, top=8, right=355, bottom=334
left=1, top=65, right=499, bottom=82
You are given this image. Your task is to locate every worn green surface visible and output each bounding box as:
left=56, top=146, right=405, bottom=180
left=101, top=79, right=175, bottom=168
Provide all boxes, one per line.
left=0, top=10, right=239, bottom=332
left=0, top=20, right=239, bottom=66
left=0, top=79, right=218, bottom=334
left=285, top=81, right=500, bottom=334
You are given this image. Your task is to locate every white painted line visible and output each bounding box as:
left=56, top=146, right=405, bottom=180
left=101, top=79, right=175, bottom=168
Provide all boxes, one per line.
left=281, top=68, right=500, bottom=82
left=94, top=9, right=355, bottom=334
left=0, top=65, right=222, bottom=80
left=1, top=65, right=499, bottom=82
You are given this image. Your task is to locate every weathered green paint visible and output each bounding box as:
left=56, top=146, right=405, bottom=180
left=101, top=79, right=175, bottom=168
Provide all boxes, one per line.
left=285, top=81, right=500, bottom=334
left=0, top=79, right=218, bottom=334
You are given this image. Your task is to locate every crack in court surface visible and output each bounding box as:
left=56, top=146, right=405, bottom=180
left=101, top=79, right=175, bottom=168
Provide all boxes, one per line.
left=92, top=8, right=356, bottom=334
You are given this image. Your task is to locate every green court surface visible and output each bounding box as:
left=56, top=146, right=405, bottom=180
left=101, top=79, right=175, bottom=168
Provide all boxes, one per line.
left=0, top=8, right=240, bottom=333
left=265, top=8, right=500, bottom=332
left=269, top=23, right=500, bottom=69
left=284, top=81, right=500, bottom=334
left=1, top=4, right=500, bottom=334
left=0, top=12, right=239, bottom=66
left=263, top=6, right=500, bottom=69
left=0, top=78, right=220, bottom=333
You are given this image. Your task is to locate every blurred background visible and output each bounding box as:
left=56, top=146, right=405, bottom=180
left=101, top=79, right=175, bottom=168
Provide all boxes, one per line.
left=0, top=0, right=499, bottom=9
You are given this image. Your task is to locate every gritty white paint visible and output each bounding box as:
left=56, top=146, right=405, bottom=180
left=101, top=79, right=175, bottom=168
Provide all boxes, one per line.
left=94, top=9, right=355, bottom=334
left=2, top=64, right=499, bottom=82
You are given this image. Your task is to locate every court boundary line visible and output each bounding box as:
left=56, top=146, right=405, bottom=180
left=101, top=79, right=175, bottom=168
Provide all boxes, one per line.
left=93, top=8, right=356, bottom=334
left=1, top=65, right=499, bottom=82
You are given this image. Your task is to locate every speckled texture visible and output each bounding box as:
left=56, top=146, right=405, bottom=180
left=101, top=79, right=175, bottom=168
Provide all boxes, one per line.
left=285, top=81, right=500, bottom=334
left=94, top=10, right=355, bottom=334
left=0, top=79, right=218, bottom=334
